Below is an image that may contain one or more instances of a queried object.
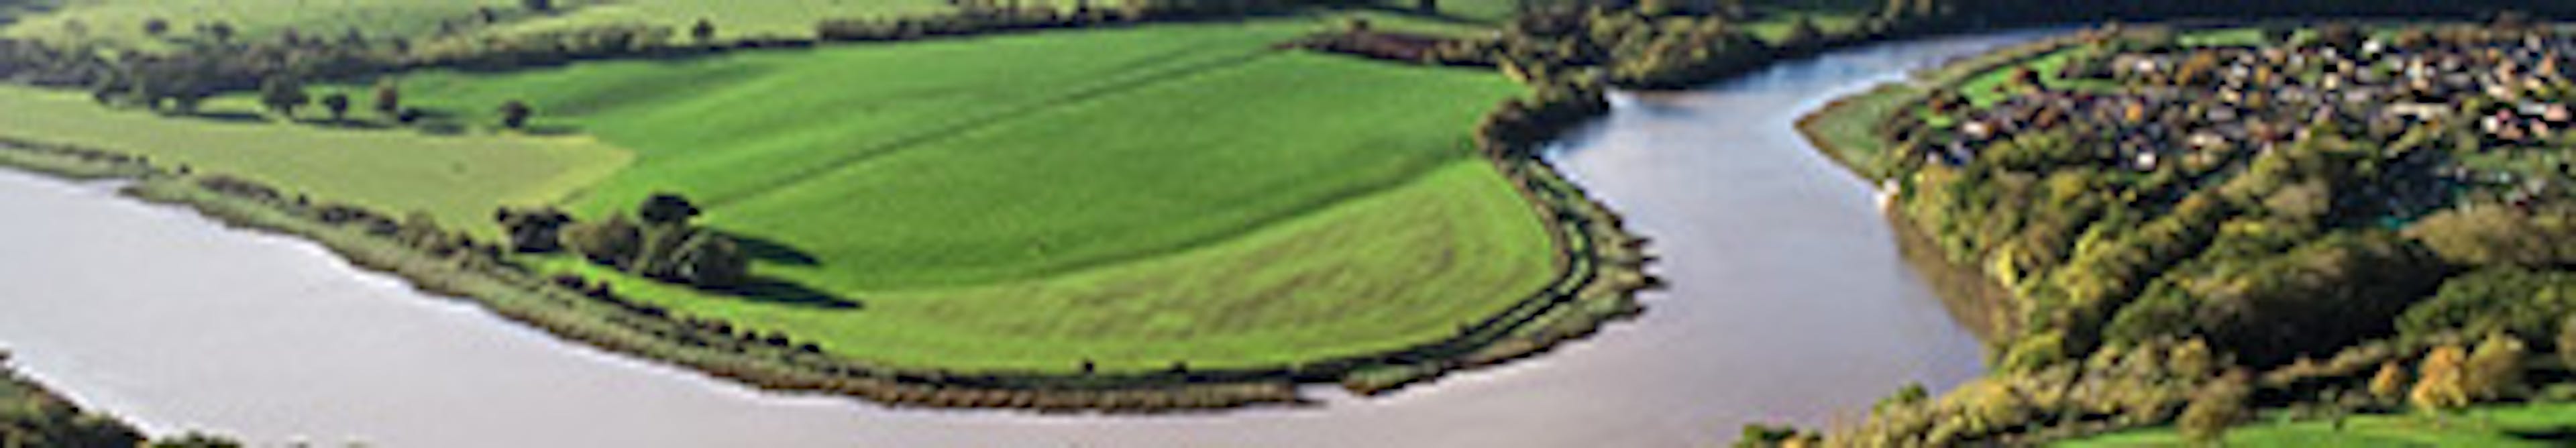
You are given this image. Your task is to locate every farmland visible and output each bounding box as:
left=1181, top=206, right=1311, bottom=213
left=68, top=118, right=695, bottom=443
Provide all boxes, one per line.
left=366, top=21, right=1557, bottom=371
left=0, top=12, right=1568, bottom=374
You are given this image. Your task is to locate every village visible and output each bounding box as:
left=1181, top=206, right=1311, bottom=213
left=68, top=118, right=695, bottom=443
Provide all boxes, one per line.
left=1904, top=25, right=2576, bottom=217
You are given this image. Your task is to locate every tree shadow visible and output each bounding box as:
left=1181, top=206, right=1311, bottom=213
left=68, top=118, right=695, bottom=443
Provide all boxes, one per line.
left=2509, top=426, right=2576, bottom=442
left=186, top=111, right=270, bottom=123
left=310, top=118, right=394, bottom=130
left=702, top=277, right=862, bottom=310
left=521, top=124, right=584, bottom=135
left=724, top=231, right=820, bottom=266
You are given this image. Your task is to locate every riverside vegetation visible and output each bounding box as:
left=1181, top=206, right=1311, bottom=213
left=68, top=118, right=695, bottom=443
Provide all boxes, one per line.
left=0, top=351, right=246, bottom=447
left=1772, top=7, right=2576, bottom=447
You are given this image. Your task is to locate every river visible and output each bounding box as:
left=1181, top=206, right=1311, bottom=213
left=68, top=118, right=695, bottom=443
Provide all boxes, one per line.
left=0, top=31, right=2043, bottom=447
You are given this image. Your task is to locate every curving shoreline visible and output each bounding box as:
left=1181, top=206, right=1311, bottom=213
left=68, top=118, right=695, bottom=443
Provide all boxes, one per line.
left=0, top=125, right=1653, bottom=412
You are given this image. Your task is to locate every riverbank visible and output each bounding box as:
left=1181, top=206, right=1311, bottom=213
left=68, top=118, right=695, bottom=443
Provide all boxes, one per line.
left=0, top=114, right=1652, bottom=411
left=0, top=353, right=149, bottom=447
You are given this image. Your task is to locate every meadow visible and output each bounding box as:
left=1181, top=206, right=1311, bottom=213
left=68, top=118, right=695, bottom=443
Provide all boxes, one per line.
left=0, top=84, right=629, bottom=238
left=386, top=22, right=1550, bottom=371
left=0, top=13, right=1572, bottom=373
left=2059, top=404, right=2576, bottom=447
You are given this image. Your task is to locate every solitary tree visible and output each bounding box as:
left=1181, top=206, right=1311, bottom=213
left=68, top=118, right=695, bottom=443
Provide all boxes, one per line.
left=523, top=0, right=555, bottom=12
left=203, top=21, right=235, bottom=44
left=498, top=100, right=533, bottom=129
left=258, top=77, right=311, bottom=119
left=142, top=18, right=170, bottom=37
left=638, top=193, right=702, bottom=227
left=1413, top=0, right=1437, bottom=15
left=692, top=18, right=717, bottom=44
left=320, top=93, right=352, bottom=122
left=372, top=82, right=401, bottom=117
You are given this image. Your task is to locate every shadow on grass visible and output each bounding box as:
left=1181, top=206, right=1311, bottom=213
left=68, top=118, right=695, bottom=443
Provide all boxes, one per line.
left=725, top=231, right=820, bottom=266
left=702, top=276, right=862, bottom=310
left=521, top=124, right=584, bottom=136
left=2508, top=425, right=2576, bottom=442
left=307, top=118, right=396, bottom=130
left=187, top=111, right=270, bottom=123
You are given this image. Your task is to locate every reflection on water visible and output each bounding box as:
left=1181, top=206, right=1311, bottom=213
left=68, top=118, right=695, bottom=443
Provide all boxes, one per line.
left=0, top=31, right=2043, bottom=447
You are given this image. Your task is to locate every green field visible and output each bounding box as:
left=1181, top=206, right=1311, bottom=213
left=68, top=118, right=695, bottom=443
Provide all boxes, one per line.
left=2060, top=404, right=2576, bottom=447
left=378, top=22, right=1552, bottom=371
left=0, top=85, right=630, bottom=238
left=0, top=16, right=1568, bottom=373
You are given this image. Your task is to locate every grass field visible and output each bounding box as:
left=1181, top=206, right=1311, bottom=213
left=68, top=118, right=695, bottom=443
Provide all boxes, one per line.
left=2059, top=404, right=2576, bottom=447
left=0, top=18, right=1567, bottom=372
left=377, top=22, right=1552, bottom=371
left=0, top=85, right=629, bottom=238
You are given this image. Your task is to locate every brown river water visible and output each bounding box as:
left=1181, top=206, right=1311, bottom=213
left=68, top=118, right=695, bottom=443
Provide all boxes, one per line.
left=0, top=31, right=2044, bottom=447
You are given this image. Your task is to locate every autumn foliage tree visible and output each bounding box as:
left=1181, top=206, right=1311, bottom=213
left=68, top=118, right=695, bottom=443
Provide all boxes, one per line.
left=2412, top=343, right=2470, bottom=414
left=2369, top=361, right=2408, bottom=405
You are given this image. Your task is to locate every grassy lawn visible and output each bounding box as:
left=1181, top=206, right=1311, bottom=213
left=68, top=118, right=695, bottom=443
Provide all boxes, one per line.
left=2059, top=403, right=2576, bottom=447
left=39, top=19, right=1562, bottom=372
left=0, top=85, right=630, bottom=238
left=1799, top=83, right=1918, bottom=180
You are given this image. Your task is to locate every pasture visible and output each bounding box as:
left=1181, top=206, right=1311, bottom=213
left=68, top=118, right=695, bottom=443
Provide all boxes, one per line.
left=0, top=84, right=629, bottom=238
left=138, top=19, right=1560, bottom=372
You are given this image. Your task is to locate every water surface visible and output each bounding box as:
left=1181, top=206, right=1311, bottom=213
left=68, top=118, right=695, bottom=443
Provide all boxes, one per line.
left=0, top=31, right=2040, bottom=447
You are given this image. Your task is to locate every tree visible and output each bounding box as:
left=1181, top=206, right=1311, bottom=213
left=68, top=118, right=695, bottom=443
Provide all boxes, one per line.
left=523, top=0, right=555, bottom=13
left=672, top=231, right=749, bottom=286
left=495, top=207, right=574, bottom=253
left=2465, top=333, right=2525, bottom=400
left=2412, top=343, right=2471, bottom=413
left=143, top=18, right=170, bottom=37
left=692, top=18, right=716, bottom=44
left=203, top=21, right=235, bottom=44
left=372, top=82, right=402, bottom=117
left=1414, top=0, right=1438, bottom=15
left=2178, top=372, right=2251, bottom=444
left=2171, top=338, right=2214, bottom=379
left=565, top=216, right=645, bottom=268
left=2369, top=361, right=2408, bottom=404
left=320, top=93, right=352, bottom=122
left=638, top=193, right=702, bottom=227
left=498, top=100, right=533, bottom=129
left=258, top=77, right=311, bottom=119
left=396, top=211, right=448, bottom=251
